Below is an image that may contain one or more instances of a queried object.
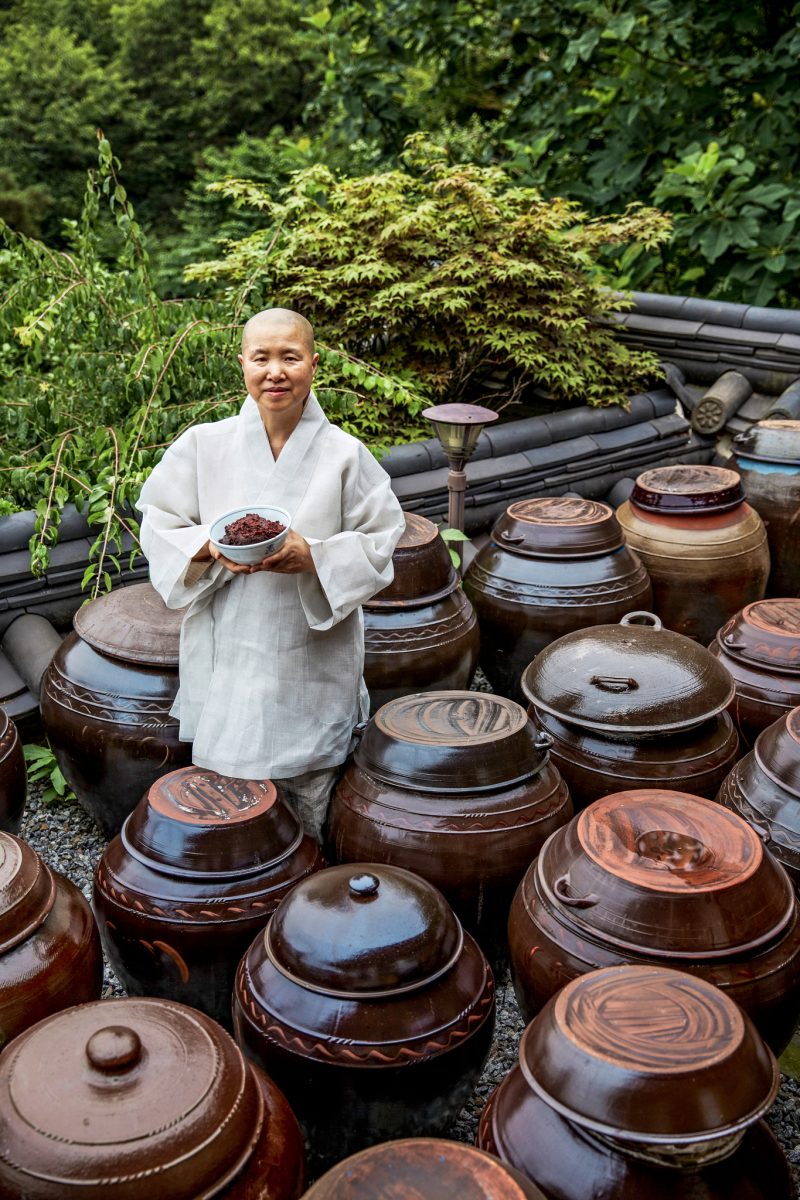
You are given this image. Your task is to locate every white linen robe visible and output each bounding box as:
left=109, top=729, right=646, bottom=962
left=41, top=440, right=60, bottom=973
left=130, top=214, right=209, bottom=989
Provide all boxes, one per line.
left=137, top=392, right=405, bottom=779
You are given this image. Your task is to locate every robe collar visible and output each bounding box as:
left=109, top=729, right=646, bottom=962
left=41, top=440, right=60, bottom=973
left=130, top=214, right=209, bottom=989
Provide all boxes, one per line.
left=237, top=391, right=330, bottom=515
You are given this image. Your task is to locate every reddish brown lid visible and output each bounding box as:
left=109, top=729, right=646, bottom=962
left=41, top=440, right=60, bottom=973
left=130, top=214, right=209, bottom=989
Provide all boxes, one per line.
left=0, top=833, right=55, bottom=954
left=366, top=513, right=456, bottom=606
left=355, top=691, right=552, bottom=792
left=520, top=965, right=778, bottom=1145
left=122, top=766, right=303, bottom=878
left=265, top=864, right=464, bottom=998
left=73, top=582, right=186, bottom=667
left=631, top=465, right=745, bottom=514
left=0, top=997, right=267, bottom=1198
left=715, top=599, right=800, bottom=675
left=756, top=707, right=800, bottom=799
left=492, top=497, right=624, bottom=559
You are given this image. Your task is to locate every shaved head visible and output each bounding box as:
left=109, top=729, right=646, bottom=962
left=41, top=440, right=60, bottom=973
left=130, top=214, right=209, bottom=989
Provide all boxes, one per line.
left=241, top=308, right=315, bottom=356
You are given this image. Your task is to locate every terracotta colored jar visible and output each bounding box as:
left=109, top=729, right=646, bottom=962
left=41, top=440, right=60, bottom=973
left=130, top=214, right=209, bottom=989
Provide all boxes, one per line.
left=508, top=789, right=800, bottom=1054
left=0, top=713, right=24, bottom=835
left=363, top=514, right=479, bottom=713
left=0, top=831, right=102, bottom=1050
left=94, top=766, right=324, bottom=1029
left=302, top=1139, right=547, bottom=1199
left=733, top=420, right=800, bottom=598
left=709, top=598, right=800, bottom=749
left=717, top=706, right=800, bottom=896
left=40, top=582, right=192, bottom=837
left=479, top=964, right=792, bottom=1199
left=617, top=465, right=770, bottom=644
left=234, top=863, right=495, bottom=1172
left=328, top=691, right=572, bottom=957
left=0, top=996, right=306, bottom=1198
left=521, top=612, right=740, bottom=809
left=464, top=498, right=652, bottom=702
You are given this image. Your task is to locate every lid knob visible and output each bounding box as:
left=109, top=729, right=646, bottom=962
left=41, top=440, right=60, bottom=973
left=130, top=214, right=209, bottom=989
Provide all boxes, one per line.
left=349, top=873, right=380, bottom=898
left=86, top=1026, right=143, bottom=1073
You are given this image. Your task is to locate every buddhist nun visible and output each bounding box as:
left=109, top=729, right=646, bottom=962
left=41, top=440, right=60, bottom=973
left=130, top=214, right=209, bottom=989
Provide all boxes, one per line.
left=137, top=308, right=405, bottom=840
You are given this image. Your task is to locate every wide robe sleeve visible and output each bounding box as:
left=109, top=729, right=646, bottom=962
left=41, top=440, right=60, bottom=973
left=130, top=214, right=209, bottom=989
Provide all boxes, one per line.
left=298, top=441, right=405, bottom=631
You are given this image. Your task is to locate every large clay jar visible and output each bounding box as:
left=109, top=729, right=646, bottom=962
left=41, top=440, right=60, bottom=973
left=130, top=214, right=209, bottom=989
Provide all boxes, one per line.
left=363, top=514, right=479, bottom=713
left=233, top=863, right=495, bottom=1172
left=463, top=498, right=652, bottom=702
left=709, top=598, right=800, bottom=748
left=0, top=713, right=24, bottom=835
left=717, top=706, right=800, bottom=896
left=303, top=1139, right=547, bottom=1199
left=0, top=996, right=306, bottom=1199
left=617, top=465, right=770, bottom=644
left=521, top=612, right=739, bottom=810
left=479, top=964, right=792, bottom=1199
left=94, top=765, right=324, bottom=1029
left=40, top=582, right=192, bottom=838
left=327, top=691, right=572, bottom=957
left=0, top=831, right=102, bottom=1050
left=733, top=419, right=800, bottom=598
left=508, top=789, right=800, bottom=1054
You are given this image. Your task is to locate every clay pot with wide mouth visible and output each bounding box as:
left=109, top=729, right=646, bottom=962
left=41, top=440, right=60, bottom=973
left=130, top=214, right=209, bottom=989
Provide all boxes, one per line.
left=617, top=465, right=770, bottom=644
left=463, top=497, right=652, bottom=703
left=0, top=831, right=102, bottom=1050
left=733, top=420, right=800, bottom=599
left=363, top=514, right=479, bottom=713
left=0, top=996, right=306, bottom=1199
left=0, top=713, right=24, bottom=835
left=40, top=583, right=192, bottom=838
left=94, top=765, right=324, bottom=1029
left=709, top=598, right=800, bottom=748
left=233, top=863, right=495, bottom=1173
left=327, top=691, right=572, bottom=958
left=508, top=789, right=800, bottom=1054
left=479, top=964, right=792, bottom=1199
left=521, top=612, right=740, bottom=810
left=717, top=705, right=800, bottom=896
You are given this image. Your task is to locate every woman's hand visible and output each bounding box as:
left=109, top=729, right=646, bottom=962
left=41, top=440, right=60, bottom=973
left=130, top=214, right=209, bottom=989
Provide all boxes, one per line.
left=208, top=543, right=254, bottom=574
left=249, top=529, right=316, bottom=575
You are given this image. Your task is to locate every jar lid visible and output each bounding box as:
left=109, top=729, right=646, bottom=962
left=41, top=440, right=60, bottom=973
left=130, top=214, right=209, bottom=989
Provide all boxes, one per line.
left=0, top=833, right=55, bottom=954
left=0, top=998, right=266, bottom=1198
left=755, top=707, right=800, bottom=799
left=365, top=514, right=456, bottom=606
left=73, top=583, right=186, bottom=666
left=520, top=965, right=778, bottom=1146
left=714, top=599, right=800, bottom=675
left=734, top=420, right=800, bottom=465
left=121, top=766, right=303, bottom=879
left=631, top=466, right=744, bottom=514
left=355, top=692, right=552, bottom=793
left=303, top=1140, right=546, bottom=1199
left=521, top=613, right=734, bottom=733
left=533, top=790, right=794, bottom=957
left=265, top=863, right=464, bottom=998
left=491, top=497, right=624, bottom=559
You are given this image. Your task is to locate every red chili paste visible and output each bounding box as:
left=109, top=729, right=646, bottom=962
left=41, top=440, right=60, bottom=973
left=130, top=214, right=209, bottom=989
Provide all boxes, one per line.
left=220, top=513, right=286, bottom=545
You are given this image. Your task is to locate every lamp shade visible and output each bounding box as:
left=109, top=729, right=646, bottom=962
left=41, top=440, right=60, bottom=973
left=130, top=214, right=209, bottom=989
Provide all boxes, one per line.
left=423, top=404, right=499, bottom=464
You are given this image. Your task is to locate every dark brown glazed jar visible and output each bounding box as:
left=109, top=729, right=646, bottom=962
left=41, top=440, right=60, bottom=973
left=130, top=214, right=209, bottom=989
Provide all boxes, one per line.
left=0, top=996, right=306, bottom=1199
left=508, top=789, right=800, bottom=1054
left=302, top=1139, right=547, bottom=1199
left=733, top=420, right=800, bottom=599
left=709, top=599, right=800, bottom=749
left=363, top=514, right=479, bottom=714
left=0, top=831, right=102, bottom=1051
left=521, top=612, right=739, bottom=809
left=479, top=964, right=792, bottom=1199
left=617, top=465, right=770, bottom=644
left=94, top=766, right=324, bottom=1029
left=327, top=691, right=572, bottom=957
left=40, top=582, right=192, bottom=837
left=233, top=863, right=495, bottom=1173
left=0, top=712, right=24, bottom=835
left=717, top=706, right=800, bottom=896
left=463, top=498, right=652, bottom=703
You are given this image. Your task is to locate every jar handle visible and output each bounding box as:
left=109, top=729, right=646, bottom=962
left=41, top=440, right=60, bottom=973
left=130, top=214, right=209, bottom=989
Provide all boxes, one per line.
left=533, top=730, right=553, bottom=751
left=499, top=531, right=525, bottom=544
left=620, top=611, right=662, bottom=630
left=553, top=875, right=599, bottom=908
left=722, top=634, right=747, bottom=651
left=590, top=675, right=639, bottom=693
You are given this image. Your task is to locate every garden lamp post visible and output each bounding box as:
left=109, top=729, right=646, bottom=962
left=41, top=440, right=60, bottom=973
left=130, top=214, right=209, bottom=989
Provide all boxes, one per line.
left=423, top=403, right=499, bottom=533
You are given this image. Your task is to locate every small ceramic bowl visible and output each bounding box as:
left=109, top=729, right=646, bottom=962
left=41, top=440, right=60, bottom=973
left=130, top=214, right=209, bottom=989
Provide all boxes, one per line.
left=209, top=506, right=291, bottom=565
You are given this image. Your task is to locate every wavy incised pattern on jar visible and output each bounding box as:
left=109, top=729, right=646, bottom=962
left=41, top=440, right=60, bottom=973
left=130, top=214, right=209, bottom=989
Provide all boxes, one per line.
left=364, top=607, right=476, bottom=649
left=465, top=563, right=649, bottom=606
left=95, top=864, right=290, bottom=923
left=375, top=694, right=523, bottom=745
left=719, top=774, right=800, bottom=859
left=42, top=665, right=177, bottom=728
left=0, top=721, right=18, bottom=763
left=338, top=779, right=570, bottom=833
